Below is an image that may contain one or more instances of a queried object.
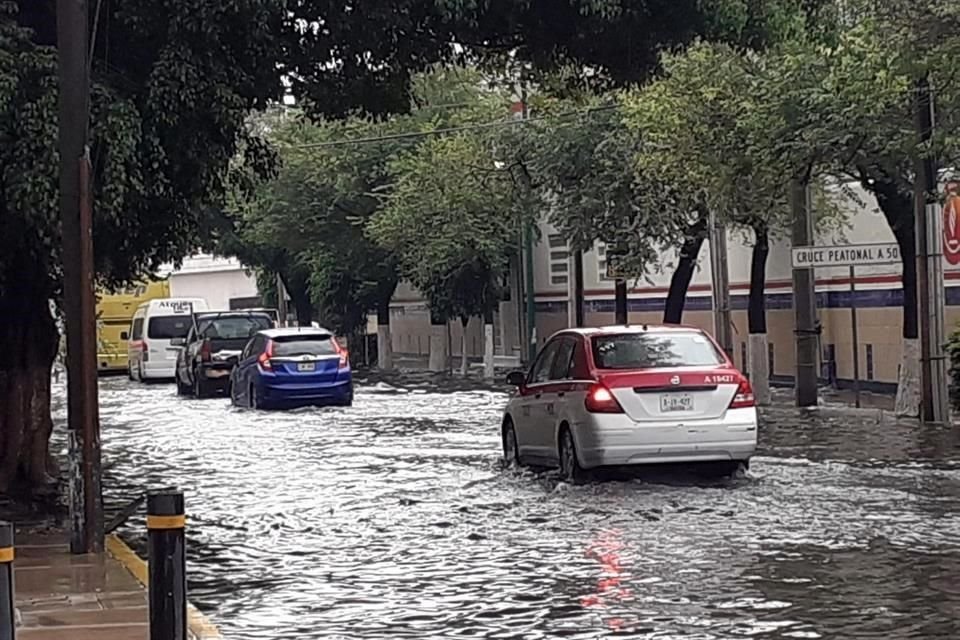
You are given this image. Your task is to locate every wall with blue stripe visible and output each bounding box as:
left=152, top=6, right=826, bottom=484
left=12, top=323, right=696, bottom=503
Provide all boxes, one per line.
left=532, top=286, right=960, bottom=314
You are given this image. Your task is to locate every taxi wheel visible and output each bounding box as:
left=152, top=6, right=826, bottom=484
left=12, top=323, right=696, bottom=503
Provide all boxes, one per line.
left=558, top=427, right=587, bottom=484
left=501, top=418, right=520, bottom=466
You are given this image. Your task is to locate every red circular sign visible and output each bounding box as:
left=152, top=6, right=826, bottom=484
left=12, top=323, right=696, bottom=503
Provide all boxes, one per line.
left=945, top=183, right=960, bottom=265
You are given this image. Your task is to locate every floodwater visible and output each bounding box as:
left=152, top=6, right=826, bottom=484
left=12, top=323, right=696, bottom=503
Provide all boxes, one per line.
left=68, top=375, right=960, bottom=639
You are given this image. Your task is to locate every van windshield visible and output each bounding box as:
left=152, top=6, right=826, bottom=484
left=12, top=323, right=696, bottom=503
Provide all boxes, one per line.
left=591, top=332, right=724, bottom=369
left=147, top=316, right=191, bottom=340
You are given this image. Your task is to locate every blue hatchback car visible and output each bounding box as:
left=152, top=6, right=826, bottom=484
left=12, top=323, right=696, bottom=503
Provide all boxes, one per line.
left=230, top=327, right=353, bottom=409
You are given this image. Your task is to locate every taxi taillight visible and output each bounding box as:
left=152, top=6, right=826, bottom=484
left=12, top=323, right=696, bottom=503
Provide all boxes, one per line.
left=729, top=377, right=755, bottom=409
left=584, top=383, right=624, bottom=414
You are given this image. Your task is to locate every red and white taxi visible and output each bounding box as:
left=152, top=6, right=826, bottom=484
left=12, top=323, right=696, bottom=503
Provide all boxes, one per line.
left=501, top=325, right=757, bottom=481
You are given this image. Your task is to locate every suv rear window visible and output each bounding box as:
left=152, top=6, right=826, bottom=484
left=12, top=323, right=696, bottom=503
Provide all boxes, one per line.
left=272, top=335, right=337, bottom=357
left=591, top=332, right=723, bottom=369
left=147, top=316, right=191, bottom=340
left=196, top=315, right=272, bottom=340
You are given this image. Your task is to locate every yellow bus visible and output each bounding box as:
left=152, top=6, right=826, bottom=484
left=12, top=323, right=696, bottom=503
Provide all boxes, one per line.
left=97, top=280, right=170, bottom=374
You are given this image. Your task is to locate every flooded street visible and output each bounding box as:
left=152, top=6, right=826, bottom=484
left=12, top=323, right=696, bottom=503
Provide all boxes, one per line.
left=65, top=376, right=960, bottom=639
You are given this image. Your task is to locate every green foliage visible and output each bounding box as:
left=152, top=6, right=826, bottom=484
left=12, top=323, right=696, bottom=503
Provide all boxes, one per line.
left=0, top=0, right=286, bottom=304
left=371, top=131, right=522, bottom=321
left=288, top=0, right=816, bottom=118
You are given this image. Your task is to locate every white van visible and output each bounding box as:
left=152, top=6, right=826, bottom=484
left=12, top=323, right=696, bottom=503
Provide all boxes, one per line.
left=127, top=298, right=208, bottom=380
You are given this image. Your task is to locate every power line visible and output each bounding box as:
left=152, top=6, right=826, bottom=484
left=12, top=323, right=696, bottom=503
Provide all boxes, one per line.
left=294, top=104, right=618, bottom=149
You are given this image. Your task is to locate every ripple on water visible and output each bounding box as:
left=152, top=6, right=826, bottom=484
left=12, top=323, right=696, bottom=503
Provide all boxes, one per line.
left=66, top=374, right=960, bottom=639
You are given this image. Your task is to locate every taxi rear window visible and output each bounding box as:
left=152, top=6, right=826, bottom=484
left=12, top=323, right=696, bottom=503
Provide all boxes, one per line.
left=591, top=332, right=723, bottom=369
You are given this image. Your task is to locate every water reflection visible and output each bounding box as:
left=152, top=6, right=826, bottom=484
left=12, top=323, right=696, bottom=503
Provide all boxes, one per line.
left=56, top=374, right=960, bottom=639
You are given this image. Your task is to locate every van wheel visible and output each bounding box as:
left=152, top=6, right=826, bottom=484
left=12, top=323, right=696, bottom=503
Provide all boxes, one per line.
left=558, top=427, right=587, bottom=484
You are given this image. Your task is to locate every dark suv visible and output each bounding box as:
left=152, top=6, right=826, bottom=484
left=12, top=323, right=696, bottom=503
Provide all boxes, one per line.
left=174, top=311, right=274, bottom=398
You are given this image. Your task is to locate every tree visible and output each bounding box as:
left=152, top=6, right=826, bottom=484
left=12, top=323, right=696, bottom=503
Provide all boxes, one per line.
left=371, top=132, right=524, bottom=376
left=623, top=43, right=793, bottom=402
left=0, top=1, right=286, bottom=493
left=286, top=0, right=796, bottom=118
left=501, top=94, right=696, bottom=316
left=747, top=2, right=960, bottom=415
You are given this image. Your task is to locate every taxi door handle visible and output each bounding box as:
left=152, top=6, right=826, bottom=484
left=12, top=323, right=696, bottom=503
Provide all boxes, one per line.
left=534, top=393, right=542, bottom=399
left=557, top=392, right=566, bottom=398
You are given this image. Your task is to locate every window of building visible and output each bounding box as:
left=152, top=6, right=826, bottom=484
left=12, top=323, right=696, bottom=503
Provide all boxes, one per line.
left=548, top=234, right=569, bottom=286
left=866, top=344, right=874, bottom=381
left=596, top=243, right=614, bottom=281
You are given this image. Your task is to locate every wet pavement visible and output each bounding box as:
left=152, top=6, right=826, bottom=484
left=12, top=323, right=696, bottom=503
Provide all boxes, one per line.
left=58, top=375, right=960, bottom=639
left=13, top=534, right=148, bottom=640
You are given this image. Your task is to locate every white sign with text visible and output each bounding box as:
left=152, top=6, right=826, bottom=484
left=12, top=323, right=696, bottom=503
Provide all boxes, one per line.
left=790, top=243, right=900, bottom=268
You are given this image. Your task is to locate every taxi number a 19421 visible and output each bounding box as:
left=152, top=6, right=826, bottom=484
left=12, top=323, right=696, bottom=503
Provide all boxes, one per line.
left=661, top=394, right=693, bottom=412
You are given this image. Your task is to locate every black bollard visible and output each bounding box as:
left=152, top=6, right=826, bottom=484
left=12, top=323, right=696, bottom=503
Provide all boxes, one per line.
left=147, top=490, right=186, bottom=640
left=0, top=521, right=13, bottom=640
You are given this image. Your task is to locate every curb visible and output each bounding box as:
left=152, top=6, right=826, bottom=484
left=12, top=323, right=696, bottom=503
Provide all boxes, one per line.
left=106, top=534, right=224, bottom=640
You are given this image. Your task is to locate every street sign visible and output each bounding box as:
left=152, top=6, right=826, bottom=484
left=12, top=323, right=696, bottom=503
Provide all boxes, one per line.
left=790, top=243, right=900, bottom=268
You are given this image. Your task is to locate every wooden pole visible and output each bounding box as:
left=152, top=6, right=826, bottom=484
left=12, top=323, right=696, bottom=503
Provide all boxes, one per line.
left=850, top=265, right=861, bottom=409
left=58, top=0, right=103, bottom=554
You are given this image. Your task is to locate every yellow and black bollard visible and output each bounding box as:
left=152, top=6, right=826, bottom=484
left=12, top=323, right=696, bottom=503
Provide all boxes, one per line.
left=0, top=521, right=13, bottom=640
left=147, top=490, right=186, bottom=640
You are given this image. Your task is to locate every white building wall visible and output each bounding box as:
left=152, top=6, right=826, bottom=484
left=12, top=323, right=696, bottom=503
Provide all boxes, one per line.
left=165, top=254, right=259, bottom=311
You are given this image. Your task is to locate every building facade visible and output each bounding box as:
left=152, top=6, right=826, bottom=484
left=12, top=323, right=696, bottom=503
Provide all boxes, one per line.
left=386, top=183, right=960, bottom=391
left=163, top=254, right=261, bottom=311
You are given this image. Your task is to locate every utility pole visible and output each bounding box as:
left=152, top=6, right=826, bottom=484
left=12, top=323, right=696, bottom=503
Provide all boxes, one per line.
left=276, top=273, right=289, bottom=327
left=708, top=211, right=733, bottom=357
left=614, top=280, right=628, bottom=324
left=572, top=249, right=585, bottom=327
left=519, top=85, right=537, bottom=362
left=791, top=178, right=819, bottom=407
left=914, top=76, right=949, bottom=424
left=58, top=0, right=103, bottom=554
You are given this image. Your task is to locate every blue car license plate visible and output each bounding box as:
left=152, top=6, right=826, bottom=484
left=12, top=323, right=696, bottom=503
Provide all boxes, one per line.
left=297, top=362, right=315, bottom=372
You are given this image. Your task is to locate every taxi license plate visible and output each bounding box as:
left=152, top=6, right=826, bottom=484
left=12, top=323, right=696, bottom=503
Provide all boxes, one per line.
left=297, top=362, right=315, bottom=372
left=660, top=394, right=693, bottom=412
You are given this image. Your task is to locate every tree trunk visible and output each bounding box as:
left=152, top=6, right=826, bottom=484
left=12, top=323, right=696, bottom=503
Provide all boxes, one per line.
left=747, top=223, right=771, bottom=405
left=0, top=287, right=59, bottom=494
left=866, top=174, right=919, bottom=416
left=483, top=307, right=495, bottom=381
left=460, top=316, right=469, bottom=377
left=428, top=315, right=447, bottom=373
left=376, top=299, right=393, bottom=370
left=292, top=295, right=314, bottom=327
left=664, top=215, right=709, bottom=324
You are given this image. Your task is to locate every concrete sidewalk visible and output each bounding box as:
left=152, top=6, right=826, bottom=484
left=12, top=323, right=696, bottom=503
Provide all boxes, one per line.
left=14, top=533, right=148, bottom=640
left=12, top=532, right=221, bottom=640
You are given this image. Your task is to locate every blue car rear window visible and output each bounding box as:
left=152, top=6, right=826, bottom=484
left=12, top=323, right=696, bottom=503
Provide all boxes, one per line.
left=273, top=336, right=337, bottom=357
